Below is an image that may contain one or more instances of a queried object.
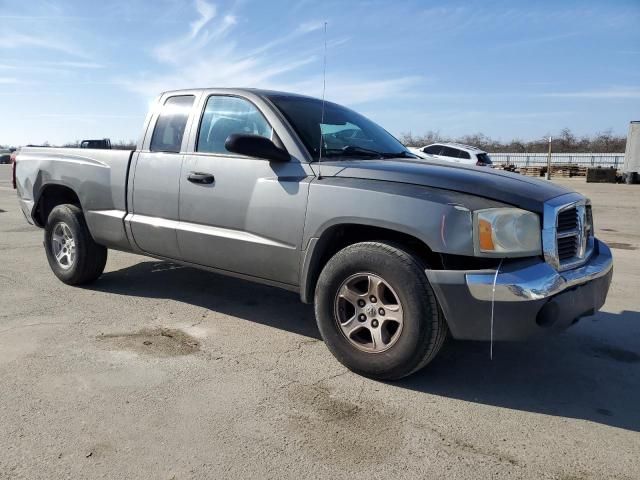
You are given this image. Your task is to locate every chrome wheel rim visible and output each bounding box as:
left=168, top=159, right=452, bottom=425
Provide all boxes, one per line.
left=334, top=273, right=404, bottom=353
left=51, top=222, right=76, bottom=270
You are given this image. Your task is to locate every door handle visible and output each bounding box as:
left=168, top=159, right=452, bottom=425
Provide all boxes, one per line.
left=187, top=172, right=215, bottom=184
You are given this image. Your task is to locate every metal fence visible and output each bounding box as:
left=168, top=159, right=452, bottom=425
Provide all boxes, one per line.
left=489, top=153, right=625, bottom=168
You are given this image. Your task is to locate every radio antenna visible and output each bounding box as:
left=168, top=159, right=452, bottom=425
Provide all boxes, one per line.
left=317, top=21, right=327, bottom=179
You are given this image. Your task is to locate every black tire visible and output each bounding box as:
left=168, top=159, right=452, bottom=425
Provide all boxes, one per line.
left=315, top=241, right=447, bottom=380
left=44, top=204, right=107, bottom=285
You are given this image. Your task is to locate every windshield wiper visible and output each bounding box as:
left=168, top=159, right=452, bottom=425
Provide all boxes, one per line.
left=380, top=150, right=418, bottom=159
left=319, top=146, right=417, bottom=160
left=321, top=145, right=384, bottom=159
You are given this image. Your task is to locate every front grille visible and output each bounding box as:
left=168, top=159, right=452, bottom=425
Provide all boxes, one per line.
left=544, top=197, right=594, bottom=271
left=557, top=207, right=578, bottom=232
left=554, top=204, right=592, bottom=270
left=557, top=235, right=578, bottom=261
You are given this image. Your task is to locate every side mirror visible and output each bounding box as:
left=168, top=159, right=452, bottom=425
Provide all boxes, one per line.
left=225, top=133, right=290, bottom=162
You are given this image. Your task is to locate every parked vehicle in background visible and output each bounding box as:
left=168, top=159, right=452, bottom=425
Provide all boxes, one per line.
left=410, top=142, right=493, bottom=166
left=14, top=88, right=613, bottom=380
left=80, top=139, right=111, bottom=149
left=0, top=150, right=11, bottom=164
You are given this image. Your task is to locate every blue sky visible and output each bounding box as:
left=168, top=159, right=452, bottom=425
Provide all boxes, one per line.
left=1, top=0, right=638, bottom=146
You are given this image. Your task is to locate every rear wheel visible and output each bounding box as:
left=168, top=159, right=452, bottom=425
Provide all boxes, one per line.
left=44, top=204, right=107, bottom=285
left=315, top=241, right=447, bottom=380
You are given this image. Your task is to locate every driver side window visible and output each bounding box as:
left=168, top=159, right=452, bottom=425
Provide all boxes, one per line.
left=197, top=96, right=273, bottom=154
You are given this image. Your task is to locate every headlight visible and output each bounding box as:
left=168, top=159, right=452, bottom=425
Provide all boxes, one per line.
left=473, top=208, right=541, bottom=257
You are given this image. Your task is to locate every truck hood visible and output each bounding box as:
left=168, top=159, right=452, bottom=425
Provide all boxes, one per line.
left=315, top=158, right=575, bottom=213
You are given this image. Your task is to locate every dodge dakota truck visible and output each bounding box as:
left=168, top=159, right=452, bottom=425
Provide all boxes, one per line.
left=14, top=88, right=613, bottom=380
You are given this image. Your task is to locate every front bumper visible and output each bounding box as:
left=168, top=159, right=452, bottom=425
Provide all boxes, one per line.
left=426, top=239, right=613, bottom=341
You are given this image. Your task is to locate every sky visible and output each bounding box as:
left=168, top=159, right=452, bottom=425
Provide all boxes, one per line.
left=0, top=0, right=639, bottom=146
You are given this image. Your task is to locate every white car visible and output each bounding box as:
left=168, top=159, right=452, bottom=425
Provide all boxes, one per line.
left=409, top=142, right=493, bottom=167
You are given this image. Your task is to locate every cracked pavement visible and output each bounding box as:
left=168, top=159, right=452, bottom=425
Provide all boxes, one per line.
left=0, top=165, right=639, bottom=479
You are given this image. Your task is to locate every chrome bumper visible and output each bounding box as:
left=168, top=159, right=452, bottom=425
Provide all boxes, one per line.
left=426, top=239, right=613, bottom=341
left=466, top=240, right=612, bottom=302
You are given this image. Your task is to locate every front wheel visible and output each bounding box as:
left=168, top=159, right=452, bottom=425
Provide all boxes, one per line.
left=44, top=204, right=107, bottom=285
left=314, top=242, right=447, bottom=380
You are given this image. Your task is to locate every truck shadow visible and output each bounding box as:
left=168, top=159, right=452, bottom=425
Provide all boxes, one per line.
left=92, top=260, right=321, bottom=340
left=399, top=310, right=640, bottom=432
left=92, top=260, right=640, bottom=433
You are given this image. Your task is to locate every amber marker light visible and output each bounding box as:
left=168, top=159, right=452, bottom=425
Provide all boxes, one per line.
left=478, top=218, right=495, bottom=251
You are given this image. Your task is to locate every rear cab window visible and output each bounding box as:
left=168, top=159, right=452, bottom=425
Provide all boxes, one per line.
left=150, top=95, right=195, bottom=153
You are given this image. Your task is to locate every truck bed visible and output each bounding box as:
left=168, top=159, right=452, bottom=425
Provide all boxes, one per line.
left=15, top=147, right=135, bottom=251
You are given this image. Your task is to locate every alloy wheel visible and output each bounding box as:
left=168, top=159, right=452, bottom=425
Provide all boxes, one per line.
left=334, top=273, right=404, bottom=353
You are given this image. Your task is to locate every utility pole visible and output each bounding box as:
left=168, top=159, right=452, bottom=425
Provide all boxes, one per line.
left=546, top=136, right=552, bottom=180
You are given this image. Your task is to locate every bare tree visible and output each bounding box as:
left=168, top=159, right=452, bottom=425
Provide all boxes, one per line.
left=112, top=140, right=137, bottom=150
left=400, top=129, right=626, bottom=153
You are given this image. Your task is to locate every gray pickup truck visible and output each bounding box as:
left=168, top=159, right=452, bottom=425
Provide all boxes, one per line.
left=14, top=88, right=613, bottom=379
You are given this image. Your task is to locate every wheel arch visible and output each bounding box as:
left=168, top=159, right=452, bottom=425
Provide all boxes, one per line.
left=33, top=183, right=82, bottom=227
left=299, top=223, right=443, bottom=303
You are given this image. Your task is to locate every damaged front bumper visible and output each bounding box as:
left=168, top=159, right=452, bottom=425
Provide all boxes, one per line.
left=426, top=239, right=613, bottom=341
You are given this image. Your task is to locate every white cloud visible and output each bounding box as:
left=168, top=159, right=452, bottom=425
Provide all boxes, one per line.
left=153, top=1, right=237, bottom=64
left=0, top=32, right=88, bottom=58
left=190, top=0, right=217, bottom=38
left=279, top=75, right=423, bottom=106
left=120, top=54, right=319, bottom=96
left=297, top=21, right=326, bottom=34
left=540, top=87, right=640, bottom=99
left=495, top=31, right=581, bottom=49
left=245, top=21, right=324, bottom=57
left=0, top=60, right=105, bottom=75
left=47, top=61, right=105, bottom=69
left=22, top=113, right=141, bottom=119
left=123, top=0, right=421, bottom=107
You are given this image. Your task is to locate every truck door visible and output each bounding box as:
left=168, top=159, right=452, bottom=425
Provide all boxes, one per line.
left=129, top=94, right=196, bottom=259
left=177, top=94, right=312, bottom=286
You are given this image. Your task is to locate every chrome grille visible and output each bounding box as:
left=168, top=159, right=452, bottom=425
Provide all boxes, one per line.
left=557, top=235, right=578, bottom=261
left=543, top=195, right=594, bottom=271
left=556, top=206, right=580, bottom=262
left=554, top=203, right=593, bottom=270
left=557, top=207, right=578, bottom=232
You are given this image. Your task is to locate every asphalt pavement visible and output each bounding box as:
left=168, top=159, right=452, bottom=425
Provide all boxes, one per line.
left=0, top=164, right=638, bottom=479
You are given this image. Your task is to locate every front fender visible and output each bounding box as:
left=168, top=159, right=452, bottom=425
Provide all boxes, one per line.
left=303, top=177, right=509, bottom=256
left=298, top=177, right=509, bottom=302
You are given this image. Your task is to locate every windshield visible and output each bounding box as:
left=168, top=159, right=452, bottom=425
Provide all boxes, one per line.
left=266, top=95, right=410, bottom=161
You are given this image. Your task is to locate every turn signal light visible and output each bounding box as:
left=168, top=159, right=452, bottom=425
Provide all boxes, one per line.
left=478, top=219, right=495, bottom=250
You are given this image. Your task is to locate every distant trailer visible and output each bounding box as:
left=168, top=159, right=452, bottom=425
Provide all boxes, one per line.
left=623, top=121, right=640, bottom=174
